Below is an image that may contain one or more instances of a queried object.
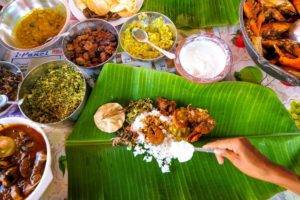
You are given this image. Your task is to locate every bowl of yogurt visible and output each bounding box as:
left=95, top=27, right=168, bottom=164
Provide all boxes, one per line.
left=175, top=34, right=232, bottom=83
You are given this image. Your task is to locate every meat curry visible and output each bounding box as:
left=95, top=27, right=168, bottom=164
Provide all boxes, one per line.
left=0, top=124, right=47, bottom=200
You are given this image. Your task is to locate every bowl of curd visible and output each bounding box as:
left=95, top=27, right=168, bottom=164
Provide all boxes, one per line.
left=175, top=34, right=232, bottom=84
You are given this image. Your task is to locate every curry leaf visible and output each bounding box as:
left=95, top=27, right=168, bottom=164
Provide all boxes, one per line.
left=59, top=155, right=67, bottom=176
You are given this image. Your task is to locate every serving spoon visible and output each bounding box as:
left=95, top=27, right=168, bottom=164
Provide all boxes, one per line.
left=0, top=94, right=24, bottom=108
left=45, top=32, right=70, bottom=43
left=194, top=147, right=215, bottom=154
left=131, top=28, right=176, bottom=59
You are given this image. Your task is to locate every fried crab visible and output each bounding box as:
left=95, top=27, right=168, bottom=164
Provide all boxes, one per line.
left=243, top=0, right=300, bottom=77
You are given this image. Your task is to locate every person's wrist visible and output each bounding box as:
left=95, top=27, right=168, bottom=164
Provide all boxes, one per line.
left=266, top=163, right=300, bottom=188
left=254, top=161, right=280, bottom=183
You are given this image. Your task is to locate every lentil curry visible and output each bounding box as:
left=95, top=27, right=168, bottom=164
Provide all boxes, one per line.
left=13, top=8, right=66, bottom=48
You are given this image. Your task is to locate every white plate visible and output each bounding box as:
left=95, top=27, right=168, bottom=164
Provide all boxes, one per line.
left=69, top=0, right=144, bottom=26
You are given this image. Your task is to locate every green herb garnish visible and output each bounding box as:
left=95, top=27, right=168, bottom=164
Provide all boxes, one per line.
left=21, top=63, right=85, bottom=123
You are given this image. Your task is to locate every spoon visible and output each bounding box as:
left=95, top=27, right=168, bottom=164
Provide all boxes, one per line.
left=131, top=28, right=176, bottom=59
left=45, top=32, right=70, bottom=43
left=194, top=147, right=215, bottom=154
left=0, top=94, right=24, bottom=108
left=289, top=20, right=300, bottom=42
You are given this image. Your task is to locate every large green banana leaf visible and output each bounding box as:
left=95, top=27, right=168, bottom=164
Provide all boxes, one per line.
left=141, top=0, right=240, bottom=28
left=66, top=64, right=299, bottom=200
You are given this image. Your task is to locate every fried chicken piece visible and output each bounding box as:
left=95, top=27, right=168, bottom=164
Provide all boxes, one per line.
left=156, top=97, right=177, bottom=116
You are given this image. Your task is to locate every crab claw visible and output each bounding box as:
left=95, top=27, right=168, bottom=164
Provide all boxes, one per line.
left=278, top=56, right=300, bottom=69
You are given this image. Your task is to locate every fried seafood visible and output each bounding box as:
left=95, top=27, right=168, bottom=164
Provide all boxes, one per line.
left=243, top=0, right=300, bottom=77
left=146, top=125, right=165, bottom=145
left=172, top=106, right=216, bottom=142
left=156, top=97, right=176, bottom=116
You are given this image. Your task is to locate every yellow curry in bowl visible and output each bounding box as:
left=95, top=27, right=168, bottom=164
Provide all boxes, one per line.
left=13, top=8, right=66, bottom=49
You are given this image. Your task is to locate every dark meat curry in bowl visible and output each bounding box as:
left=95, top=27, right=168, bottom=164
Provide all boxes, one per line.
left=0, top=117, right=51, bottom=200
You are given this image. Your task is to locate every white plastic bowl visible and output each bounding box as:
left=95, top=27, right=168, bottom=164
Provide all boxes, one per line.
left=0, top=117, right=53, bottom=200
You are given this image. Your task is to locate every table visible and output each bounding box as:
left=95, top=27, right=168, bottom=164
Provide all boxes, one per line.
left=0, top=15, right=299, bottom=200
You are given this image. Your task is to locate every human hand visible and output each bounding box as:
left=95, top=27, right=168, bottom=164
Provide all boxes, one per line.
left=203, top=137, right=300, bottom=195
left=202, top=137, right=275, bottom=181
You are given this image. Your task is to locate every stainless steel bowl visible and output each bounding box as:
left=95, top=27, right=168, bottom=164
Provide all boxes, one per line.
left=62, top=19, right=119, bottom=69
left=18, top=60, right=87, bottom=124
left=0, top=0, right=70, bottom=52
left=0, top=61, right=23, bottom=117
left=239, top=0, right=300, bottom=86
left=119, top=12, right=177, bottom=62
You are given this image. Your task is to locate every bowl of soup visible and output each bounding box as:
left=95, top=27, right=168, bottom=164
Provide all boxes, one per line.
left=0, top=117, right=52, bottom=200
left=0, top=0, right=70, bottom=52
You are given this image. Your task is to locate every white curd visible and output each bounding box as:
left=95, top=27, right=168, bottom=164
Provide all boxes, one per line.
left=179, top=40, right=227, bottom=79
left=169, top=141, right=194, bottom=162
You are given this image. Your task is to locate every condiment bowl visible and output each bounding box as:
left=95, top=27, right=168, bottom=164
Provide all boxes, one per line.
left=0, top=0, right=70, bottom=52
left=62, top=19, right=119, bottom=69
left=119, top=12, right=177, bottom=62
left=18, top=60, right=88, bottom=124
left=0, top=61, right=23, bottom=117
left=175, top=34, right=232, bottom=84
left=0, top=117, right=53, bottom=200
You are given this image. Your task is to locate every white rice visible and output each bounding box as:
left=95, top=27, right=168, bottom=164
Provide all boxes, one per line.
left=129, top=110, right=194, bottom=173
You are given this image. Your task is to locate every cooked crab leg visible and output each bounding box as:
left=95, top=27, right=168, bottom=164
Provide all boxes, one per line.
left=274, top=44, right=295, bottom=58
left=244, top=1, right=257, bottom=19
left=265, top=8, right=286, bottom=21
left=291, top=0, right=300, bottom=14
left=274, top=44, right=300, bottom=69
left=278, top=57, right=300, bottom=69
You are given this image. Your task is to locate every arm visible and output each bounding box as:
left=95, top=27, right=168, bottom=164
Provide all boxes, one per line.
left=202, top=137, right=300, bottom=195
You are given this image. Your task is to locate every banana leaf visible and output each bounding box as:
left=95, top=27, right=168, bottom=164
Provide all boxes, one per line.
left=66, top=64, right=300, bottom=200
left=141, top=0, right=240, bottom=28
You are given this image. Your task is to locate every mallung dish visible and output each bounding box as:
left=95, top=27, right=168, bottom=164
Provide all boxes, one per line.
left=20, top=62, right=85, bottom=124
left=0, top=124, right=47, bottom=199
left=243, top=0, right=300, bottom=78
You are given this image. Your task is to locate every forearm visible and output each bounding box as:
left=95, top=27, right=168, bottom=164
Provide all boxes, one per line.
left=266, top=163, right=300, bottom=195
